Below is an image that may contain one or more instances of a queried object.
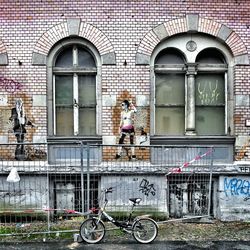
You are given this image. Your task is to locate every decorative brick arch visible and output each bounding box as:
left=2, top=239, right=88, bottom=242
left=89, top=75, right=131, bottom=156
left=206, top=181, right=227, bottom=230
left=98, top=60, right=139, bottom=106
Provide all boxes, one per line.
left=0, top=40, right=8, bottom=65
left=32, top=19, right=116, bottom=65
left=136, top=14, right=249, bottom=65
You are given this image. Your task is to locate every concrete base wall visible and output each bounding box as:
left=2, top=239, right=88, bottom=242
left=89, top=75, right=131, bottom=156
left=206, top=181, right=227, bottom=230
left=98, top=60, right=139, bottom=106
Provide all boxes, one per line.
left=218, top=175, right=250, bottom=221
left=101, top=175, right=168, bottom=214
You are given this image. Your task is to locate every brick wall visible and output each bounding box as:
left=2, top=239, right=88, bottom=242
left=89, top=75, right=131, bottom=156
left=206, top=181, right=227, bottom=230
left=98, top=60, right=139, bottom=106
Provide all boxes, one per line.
left=0, top=0, right=250, bottom=161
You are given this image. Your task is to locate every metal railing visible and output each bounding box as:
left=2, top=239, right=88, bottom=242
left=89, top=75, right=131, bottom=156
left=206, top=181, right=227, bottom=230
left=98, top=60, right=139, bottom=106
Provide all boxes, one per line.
left=0, top=142, right=214, bottom=237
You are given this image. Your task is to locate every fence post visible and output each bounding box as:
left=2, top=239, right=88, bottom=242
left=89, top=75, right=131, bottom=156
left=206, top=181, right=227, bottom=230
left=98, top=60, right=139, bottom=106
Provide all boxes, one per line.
left=86, top=143, right=90, bottom=211
left=208, top=147, right=214, bottom=217
left=80, top=141, right=84, bottom=213
left=46, top=145, right=50, bottom=232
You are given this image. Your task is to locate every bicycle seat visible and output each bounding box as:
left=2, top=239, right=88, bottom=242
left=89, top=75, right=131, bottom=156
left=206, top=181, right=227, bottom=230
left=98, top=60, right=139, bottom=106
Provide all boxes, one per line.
left=129, top=198, right=142, bottom=204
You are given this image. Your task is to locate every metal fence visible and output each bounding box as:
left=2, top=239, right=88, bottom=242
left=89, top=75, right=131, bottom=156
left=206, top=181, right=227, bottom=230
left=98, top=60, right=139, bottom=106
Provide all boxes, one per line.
left=0, top=142, right=214, bottom=237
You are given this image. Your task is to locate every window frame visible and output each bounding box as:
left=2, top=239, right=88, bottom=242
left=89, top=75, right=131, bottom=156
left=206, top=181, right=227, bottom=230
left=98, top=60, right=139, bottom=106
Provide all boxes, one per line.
left=150, top=34, right=233, bottom=137
left=150, top=32, right=235, bottom=163
left=47, top=38, right=102, bottom=139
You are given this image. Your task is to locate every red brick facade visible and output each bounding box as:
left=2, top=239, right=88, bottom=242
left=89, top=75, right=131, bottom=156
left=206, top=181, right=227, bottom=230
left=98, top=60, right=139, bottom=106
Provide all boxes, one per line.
left=0, top=0, right=250, bottom=161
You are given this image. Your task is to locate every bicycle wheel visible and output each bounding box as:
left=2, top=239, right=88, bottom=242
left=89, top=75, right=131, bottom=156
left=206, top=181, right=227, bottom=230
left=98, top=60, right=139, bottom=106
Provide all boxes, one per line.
left=80, top=218, right=105, bottom=244
left=132, top=218, right=158, bottom=244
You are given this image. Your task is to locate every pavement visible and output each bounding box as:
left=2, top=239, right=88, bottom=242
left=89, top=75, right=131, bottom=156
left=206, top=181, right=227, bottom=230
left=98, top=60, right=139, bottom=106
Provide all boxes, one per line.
left=1, top=240, right=250, bottom=250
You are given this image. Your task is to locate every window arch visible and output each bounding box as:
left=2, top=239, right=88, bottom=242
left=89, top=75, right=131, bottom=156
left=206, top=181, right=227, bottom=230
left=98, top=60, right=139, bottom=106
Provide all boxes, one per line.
left=151, top=34, right=233, bottom=137
left=47, top=38, right=101, bottom=138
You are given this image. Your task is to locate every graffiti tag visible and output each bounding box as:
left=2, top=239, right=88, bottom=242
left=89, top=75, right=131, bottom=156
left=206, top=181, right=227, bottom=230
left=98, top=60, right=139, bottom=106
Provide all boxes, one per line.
left=139, top=179, right=156, bottom=196
left=239, top=166, right=250, bottom=173
left=224, top=177, right=250, bottom=200
left=197, top=80, right=220, bottom=105
left=0, top=76, right=23, bottom=93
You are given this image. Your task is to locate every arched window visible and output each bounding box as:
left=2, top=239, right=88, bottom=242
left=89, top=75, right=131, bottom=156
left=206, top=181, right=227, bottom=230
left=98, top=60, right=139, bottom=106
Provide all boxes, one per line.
left=152, top=35, right=231, bottom=138
left=54, top=46, right=96, bottom=136
left=47, top=38, right=100, bottom=138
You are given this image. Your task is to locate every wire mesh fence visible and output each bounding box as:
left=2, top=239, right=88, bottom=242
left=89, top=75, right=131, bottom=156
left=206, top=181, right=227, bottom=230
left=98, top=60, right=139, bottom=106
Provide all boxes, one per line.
left=0, top=142, right=214, bottom=237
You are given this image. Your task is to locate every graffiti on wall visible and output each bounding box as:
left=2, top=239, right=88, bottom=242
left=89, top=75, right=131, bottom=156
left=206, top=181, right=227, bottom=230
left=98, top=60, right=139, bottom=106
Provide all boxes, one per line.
left=224, top=177, right=250, bottom=201
left=139, top=178, right=156, bottom=196
left=0, top=76, right=23, bottom=93
left=9, top=98, right=35, bottom=160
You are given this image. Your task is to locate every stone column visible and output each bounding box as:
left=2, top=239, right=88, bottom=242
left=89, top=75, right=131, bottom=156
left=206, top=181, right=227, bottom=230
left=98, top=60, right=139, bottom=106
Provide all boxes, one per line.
left=185, top=64, right=197, bottom=135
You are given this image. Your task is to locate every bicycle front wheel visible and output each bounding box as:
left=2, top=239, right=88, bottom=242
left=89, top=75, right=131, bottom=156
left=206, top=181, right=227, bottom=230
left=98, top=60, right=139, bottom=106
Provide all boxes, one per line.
left=132, top=218, right=158, bottom=244
left=80, top=218, right=105, bottom=244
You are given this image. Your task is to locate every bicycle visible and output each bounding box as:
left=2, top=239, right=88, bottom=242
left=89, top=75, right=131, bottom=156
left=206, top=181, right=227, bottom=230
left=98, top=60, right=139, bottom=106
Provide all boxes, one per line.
left=79, top=187, right=158, bottom=244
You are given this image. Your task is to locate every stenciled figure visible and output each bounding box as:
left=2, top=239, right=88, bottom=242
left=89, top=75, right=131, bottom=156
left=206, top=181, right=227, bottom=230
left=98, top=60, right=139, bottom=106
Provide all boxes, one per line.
left=115, top=100, right=137, bottom=160
left=9, top=98, right=34, bottom=160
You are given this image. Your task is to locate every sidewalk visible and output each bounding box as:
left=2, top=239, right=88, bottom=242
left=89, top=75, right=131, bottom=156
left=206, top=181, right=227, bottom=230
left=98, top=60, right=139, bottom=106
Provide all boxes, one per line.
left=0, top=240, right=250, bottom=250
left=0, top=221, right=249, bottom=249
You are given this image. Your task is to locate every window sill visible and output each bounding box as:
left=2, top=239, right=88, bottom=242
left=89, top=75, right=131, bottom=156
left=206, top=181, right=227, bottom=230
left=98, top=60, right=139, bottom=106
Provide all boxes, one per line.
left=150, top=135, right=235, bottom=145
left=47, top=136, right=102, bottom=144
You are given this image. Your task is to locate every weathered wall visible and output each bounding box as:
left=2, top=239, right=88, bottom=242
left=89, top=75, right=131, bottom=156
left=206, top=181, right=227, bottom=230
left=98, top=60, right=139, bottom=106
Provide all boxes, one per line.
left=0, top=175, right=47, bottom=210
left=1, top=0, right=250, bottom=221
left=101, top=175, right=167, bottom=213
left=0, top=0, right=250, bottom=157
left=218, top=175, right=250, bottom=221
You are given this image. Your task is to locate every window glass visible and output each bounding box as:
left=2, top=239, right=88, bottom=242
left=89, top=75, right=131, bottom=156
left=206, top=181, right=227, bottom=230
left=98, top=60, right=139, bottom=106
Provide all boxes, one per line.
left=55, top=47, right=73, bottom=67
left=196, top=74, right=225, bottom=105
left=195, top=73, right=225, bottom=135
left=55, top=76, right=73, bottom=105
left=196, top=107, right=225, bottom=135
left=78, top=48, right=96, bottom=67
left=79, top=108, right=96, bottom=135
left=156, top=74, right=185, bottom=105
left=55, top=75, right=73, bottom=135
left=78, top=75, right=96, bottom=105
left=155, top=107, right=185, bottom=135
left=56, top=107, right=74, bottom=135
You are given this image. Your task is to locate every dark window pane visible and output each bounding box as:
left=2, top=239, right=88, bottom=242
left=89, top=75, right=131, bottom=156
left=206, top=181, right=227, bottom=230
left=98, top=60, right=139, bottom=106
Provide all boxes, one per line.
left=55, top=76, right=73, bottom=105
left=79, top=108, right=96, bottom=135
left=196, top=107, right=225, bottom=135
left=79, top=75, right=96, bottom=105
left=78, top=48, right=96, bottom=67
left=155, top=48, right=185, bottom=64
left=196, top=74, right=225, bottom=105
left=55, top=76, right=73, bottom=136
left=155, top=107, right=185, bottom=135
left=55, top=47, right=73, bottom=67
left=156, top=74, right=185, bottom=105
left=196, top=48, right=226, bottom=64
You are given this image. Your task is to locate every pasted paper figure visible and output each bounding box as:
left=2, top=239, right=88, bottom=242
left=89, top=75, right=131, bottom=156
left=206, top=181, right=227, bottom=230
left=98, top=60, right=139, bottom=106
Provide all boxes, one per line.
left=9, top=98, right=35, bottom=160
left=6, top=167, right=20, bottom=182
left=115, top=100, right=137, bottom=160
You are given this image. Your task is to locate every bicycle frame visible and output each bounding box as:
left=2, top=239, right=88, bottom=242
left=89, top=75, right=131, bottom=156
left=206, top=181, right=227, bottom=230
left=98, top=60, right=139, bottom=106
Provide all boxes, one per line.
left=93, top=188, right=140, bottom=233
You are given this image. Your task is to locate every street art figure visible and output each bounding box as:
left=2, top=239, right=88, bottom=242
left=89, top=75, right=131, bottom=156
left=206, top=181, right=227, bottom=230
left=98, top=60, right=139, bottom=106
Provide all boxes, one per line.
left=115, top=100, right=137, bottom=160
left=9, top=98, right=34, bottom=160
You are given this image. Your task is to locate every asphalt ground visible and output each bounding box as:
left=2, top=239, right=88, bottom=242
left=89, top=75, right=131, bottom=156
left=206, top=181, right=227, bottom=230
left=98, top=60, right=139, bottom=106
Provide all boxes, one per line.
left=0, top=240, right=250, bottom=250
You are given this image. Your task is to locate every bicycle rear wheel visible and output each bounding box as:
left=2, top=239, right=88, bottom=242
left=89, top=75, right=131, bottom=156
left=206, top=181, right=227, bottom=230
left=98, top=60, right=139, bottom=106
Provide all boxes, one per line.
left=80, top=218, right=105, bottom=244
left=132, top=218, right=158, bottom=244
